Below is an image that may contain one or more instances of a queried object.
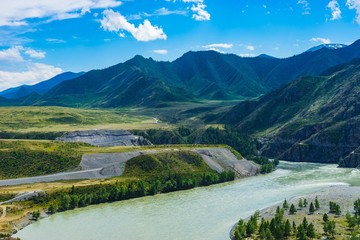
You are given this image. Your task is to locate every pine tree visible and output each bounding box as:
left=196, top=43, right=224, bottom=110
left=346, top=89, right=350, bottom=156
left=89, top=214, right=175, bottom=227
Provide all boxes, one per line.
left=307, top=223, right=316, bottom=239
left=323, top=220, right=336, bottom=238
left=299, top=198, right=304, bottom=208
left=292, top=221, right=297, bottom=235
left=346, top=211, right=356, bottom=230
left=323, top=213, right=329, bottom=222
left=309, top=202, right=315, bottom=214
left=284, top=219, right=291, bottom=237
left=283, top=199, right=289, bottom=209
left=315, top=196, right=320, bottom=210
left=304, top=198, right=308, bottom=207
left=302, top=217, right=308, bottom=229
left=235, top=219, right=246, bottom=240
left=265, top=228, right=274, bottom=240
left=354, top=198, right=360, bottom=217
left=296, top=224, right=307, bottom=240
left=335, top=204, right=341, bottom=216
left=289, top=204, right=297, bottom=215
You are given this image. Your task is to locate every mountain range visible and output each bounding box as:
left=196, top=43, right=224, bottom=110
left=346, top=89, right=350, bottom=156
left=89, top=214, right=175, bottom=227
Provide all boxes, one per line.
left=219, top=58, right=360, bottom=167
left=0, top=72, right=84, bottom=99
left=3, top=40, right=360, bottom=108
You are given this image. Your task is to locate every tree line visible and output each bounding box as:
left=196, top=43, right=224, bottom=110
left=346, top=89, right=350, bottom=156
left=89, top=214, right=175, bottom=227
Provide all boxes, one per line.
left=30, top=171, right=235, bottom=214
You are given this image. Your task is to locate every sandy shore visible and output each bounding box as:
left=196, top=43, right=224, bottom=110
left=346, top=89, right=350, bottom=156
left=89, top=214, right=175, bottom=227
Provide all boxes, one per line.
left=230, top=185, right=360, bottom=239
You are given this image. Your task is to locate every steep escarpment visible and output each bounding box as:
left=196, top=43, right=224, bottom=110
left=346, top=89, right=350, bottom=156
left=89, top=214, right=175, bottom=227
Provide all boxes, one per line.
left=220, top=59, right=360, bottom=166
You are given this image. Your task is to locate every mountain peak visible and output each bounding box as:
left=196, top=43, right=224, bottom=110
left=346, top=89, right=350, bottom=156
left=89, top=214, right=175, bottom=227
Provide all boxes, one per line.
left=306, top=43, right=347, bottom=52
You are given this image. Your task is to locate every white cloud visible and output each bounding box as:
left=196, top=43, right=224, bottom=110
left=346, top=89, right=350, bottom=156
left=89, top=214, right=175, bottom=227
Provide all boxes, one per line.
left=310, top=37, right=331, bottom=44
left=183, top=0, right=210, bottom=21
left=153, top=49, right=168, bottom=55
left=346, top=0, right=360, bottom=24
left=239, top=53, right=256, bottom=57
left=0, top=0, right=122, bottom=27
left=154, top=7, right=187, bottom=16
left=202, top=43, right=233, bottom=53
left=0, top=63, right=63, bottom=91
left=0, top=46, right=47, bottom=61
left=297, top=0, right=311, bottom=15
left=100, top=9, right=167, bottom=41
left=0, top=46, right=24, bottom=62
left=327, top=0, right=342, bottom=20
left=24, top=49, right=46, bottom=59
left=46, top=38, right=66, bottom=44
left=203, top=43, right=233, bottom=49
left=246, top=45, right=255, bottom=51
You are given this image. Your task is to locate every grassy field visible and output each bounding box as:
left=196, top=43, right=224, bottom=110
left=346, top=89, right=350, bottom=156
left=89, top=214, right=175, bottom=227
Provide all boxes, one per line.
left=0, top=106, right=167, bottom=133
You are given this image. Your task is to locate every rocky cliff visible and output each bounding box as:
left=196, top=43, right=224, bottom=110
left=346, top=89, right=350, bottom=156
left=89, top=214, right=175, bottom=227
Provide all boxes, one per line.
left=56, top=130, right=152, bottom=147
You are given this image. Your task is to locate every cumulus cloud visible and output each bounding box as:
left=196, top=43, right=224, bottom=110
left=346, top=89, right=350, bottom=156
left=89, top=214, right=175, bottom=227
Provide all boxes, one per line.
left=0, top=46, right=47, bottom=62
left=202, top=43, right=233, bottom=53
left=327, top=0, right=342, bottom=20
left=0, top=46, right=24, bottom=62
left=0, top=0, right=122, bottom=27
left=153, top=49, right=168, bottom=54
left=203, top=43, right=233, bottom=49
left=24, top=49, right=46, bottom=59
left=183, top=0, right=210, bottom=21
left=0, top=63, right=62, bottom=91
left=346, top=0, right=360, bottom=24
left=297, top=0, right=311, bottom=15
left=310, top=37, right=331, bottom=44
left=154, top=7, right=187, bottom=16
left=246, top=45, right=255, bottom=51
left=100, top=9, right=167, bottom=41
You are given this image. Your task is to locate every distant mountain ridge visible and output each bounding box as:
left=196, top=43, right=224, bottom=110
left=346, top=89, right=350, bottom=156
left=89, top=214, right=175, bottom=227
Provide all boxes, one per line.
left=2, top=39, right=360, bottom=108
left=0, top=72, right=84, bottom=99
left=306, top=43, right=347, bottom=52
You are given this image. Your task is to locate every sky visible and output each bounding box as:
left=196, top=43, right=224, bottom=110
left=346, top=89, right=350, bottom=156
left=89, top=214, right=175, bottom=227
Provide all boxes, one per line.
left=1, top=0, right=360, bottom=90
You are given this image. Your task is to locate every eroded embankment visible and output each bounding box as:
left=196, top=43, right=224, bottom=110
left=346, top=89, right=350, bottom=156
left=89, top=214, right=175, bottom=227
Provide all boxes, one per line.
left=0, top=148, right=259, bottom=186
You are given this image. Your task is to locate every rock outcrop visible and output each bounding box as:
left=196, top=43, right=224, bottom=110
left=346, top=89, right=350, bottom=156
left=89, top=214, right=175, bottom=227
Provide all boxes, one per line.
left=56, top=130, right=152, bottom=147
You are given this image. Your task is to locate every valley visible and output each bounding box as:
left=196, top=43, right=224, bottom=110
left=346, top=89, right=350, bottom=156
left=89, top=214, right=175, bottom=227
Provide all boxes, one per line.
left=0, top=41, right=360, bottom=240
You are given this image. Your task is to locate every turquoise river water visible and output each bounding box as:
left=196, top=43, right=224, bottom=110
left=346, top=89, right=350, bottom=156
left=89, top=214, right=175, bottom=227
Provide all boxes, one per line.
left=15, top=162, right=360, bottom=240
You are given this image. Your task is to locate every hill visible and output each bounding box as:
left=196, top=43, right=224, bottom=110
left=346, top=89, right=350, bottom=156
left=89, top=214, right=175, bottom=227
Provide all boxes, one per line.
left=3, top=40, right=360, bottom=108
left=0, top=72, right=84, bottom=99
left=219, top=59, right=360, bottom=166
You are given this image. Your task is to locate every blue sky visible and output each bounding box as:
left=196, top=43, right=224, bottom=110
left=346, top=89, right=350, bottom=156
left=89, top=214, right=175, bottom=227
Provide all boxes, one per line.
left=0, top=0, right=360, bottom=90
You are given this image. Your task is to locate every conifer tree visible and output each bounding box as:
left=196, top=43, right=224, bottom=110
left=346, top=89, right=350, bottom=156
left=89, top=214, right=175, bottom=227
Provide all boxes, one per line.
left=309, top=202, right=315, bottom=214
left=283, top=199, right=289, bottom=209
left=315, top=196, right=320, bottom=210
left=299, top=198, right=304, bottom=208
left=289, top=204, right=297, bottom=215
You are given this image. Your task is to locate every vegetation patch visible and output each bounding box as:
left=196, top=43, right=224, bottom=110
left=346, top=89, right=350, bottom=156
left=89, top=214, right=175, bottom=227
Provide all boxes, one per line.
left=123, top=151, right=212, bottom=177
left=0, top=140, right=83, bottom=179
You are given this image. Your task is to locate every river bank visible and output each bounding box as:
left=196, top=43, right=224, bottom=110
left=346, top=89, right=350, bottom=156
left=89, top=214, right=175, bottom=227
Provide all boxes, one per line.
left=230, top=185, right=360, bottom=239
left=14, top=162, right=360, bottom=240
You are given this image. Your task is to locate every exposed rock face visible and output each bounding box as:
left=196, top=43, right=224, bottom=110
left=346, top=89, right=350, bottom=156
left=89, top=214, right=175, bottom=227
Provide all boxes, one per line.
left=259, top=120, right=360, bottom=165
left=339, top=148, right=360, bottom=168
left=56, top=130, right=152, bottom=147
left=194, top=148, right=259, bottom=177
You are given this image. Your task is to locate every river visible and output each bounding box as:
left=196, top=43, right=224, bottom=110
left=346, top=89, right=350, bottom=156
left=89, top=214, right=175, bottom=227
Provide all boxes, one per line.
left=15, top=161, right=360, bottom=240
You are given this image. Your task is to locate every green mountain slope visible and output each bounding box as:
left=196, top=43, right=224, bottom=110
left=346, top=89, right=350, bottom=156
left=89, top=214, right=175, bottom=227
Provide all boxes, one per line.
left=220, top=59, right=360, bottom=166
